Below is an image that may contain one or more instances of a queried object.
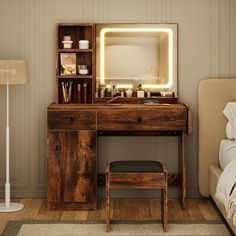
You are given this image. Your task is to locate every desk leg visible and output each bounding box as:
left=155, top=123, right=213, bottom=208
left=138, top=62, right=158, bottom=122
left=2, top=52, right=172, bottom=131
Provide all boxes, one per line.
left=178, top=131, right=186, bottom=210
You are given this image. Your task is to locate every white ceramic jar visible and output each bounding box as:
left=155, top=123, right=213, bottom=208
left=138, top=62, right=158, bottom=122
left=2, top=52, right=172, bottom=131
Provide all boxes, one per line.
left=62, top=41, right=73, bottom=49
left=79, top=40, right=89, bottom=49
left=126, top=89, right=133, bottom=98
left=78, top=65, right=88, bottom=75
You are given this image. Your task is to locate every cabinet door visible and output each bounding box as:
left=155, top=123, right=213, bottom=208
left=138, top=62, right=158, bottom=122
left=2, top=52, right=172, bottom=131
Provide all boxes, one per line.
left=47, top=130, right=97, bottom=204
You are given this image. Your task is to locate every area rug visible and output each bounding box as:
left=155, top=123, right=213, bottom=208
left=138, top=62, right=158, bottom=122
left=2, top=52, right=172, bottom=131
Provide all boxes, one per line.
left=1, top=220, right=230, bottom=236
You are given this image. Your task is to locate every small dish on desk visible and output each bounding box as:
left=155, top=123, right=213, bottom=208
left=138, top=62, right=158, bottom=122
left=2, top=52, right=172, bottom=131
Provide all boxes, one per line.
left=143, top=99, right=170, bottom=106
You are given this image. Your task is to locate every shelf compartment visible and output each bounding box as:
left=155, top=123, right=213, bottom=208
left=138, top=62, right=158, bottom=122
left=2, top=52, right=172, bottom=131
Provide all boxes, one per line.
left=58, top=25, right=93, bottom=50
left=58, top=78, right=93, bottom=104
left=56, top=23, right=95, bottom=104
left=76, top=53, right=93, bottom=76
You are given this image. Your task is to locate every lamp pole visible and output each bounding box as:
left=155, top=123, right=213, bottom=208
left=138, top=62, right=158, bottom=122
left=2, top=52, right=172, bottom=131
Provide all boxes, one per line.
left=0, top=65, right=24, bottom=212
left=5, top=73, right=10, bottom=208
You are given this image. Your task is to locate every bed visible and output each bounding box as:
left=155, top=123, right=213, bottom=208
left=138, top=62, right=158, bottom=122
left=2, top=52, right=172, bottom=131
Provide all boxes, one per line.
left=198, top=78, right=236, bottom=234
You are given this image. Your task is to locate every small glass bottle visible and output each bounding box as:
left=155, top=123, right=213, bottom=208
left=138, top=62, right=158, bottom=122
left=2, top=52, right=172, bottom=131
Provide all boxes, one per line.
left=111, top=85, right=117, bottom=97
left=125, top=89, right=133, bottom=98
left=136, top=84, right=145, bottom=97
left=77, top=84, right=81, bottom=103
left=99, top=83, right=106, bottom=98
left=83, top=82, right=87, bottom=103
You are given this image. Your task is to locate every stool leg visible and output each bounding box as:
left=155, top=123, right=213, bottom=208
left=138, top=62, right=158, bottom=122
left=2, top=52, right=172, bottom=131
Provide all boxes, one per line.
left=161, top=186, right=168, bottom=232
left=106, top=172, right=110, bottom=232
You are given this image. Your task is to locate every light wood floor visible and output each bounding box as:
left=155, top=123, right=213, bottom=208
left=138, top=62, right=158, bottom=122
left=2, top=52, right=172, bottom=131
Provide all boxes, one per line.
left=0, top=198, right=221, bottom=233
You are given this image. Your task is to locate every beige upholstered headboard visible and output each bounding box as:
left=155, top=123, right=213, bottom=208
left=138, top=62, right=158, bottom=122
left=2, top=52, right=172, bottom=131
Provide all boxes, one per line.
left=198, top=78, right=236, bottom=197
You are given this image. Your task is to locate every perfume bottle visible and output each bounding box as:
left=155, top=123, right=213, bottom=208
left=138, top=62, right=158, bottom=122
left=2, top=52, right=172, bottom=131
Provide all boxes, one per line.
left=111, top=85, right=116, bottom=97
left=136, top=84, right=145, bottom=97
left=99, top=83, right=106, bottom=98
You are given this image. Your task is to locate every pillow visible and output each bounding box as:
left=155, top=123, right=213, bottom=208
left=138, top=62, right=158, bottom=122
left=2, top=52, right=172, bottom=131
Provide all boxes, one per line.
left=223, top=103, right=236, bottom=139
left=219, top=140, right=236, bottom=170
left=223, top=102, right=236, bottom=124
left=226, top=122, right=234, bottom=139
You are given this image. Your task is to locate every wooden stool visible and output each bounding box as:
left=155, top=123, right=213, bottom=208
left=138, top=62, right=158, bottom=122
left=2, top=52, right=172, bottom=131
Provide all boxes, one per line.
left=106, top=160, right=168, bottom=232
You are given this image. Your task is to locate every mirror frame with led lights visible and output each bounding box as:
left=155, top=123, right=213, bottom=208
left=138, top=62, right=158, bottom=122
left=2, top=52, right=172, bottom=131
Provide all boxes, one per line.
left=95, top=23, right=178, bottom=103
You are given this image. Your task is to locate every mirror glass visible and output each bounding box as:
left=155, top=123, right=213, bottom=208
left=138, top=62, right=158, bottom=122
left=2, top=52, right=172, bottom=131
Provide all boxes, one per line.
left=96, top=24, right=178, bottom=97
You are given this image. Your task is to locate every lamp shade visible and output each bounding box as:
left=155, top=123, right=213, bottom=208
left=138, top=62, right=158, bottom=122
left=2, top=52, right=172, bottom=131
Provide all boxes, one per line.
left=0, top=60, right=27, bottom=85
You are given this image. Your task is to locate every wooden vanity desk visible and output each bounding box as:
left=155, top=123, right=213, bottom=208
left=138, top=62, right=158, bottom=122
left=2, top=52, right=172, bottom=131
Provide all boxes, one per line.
left=48, top=23, right=189, bottom=211
left=47, top=103, right=191, bottom=211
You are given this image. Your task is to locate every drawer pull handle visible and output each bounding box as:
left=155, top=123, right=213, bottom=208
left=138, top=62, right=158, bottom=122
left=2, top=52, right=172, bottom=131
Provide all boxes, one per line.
left=55, top=144, right=60, bottom=151
left=70, top=117, right=75, bottom=122
left=137, top=117, right=142, bottom=122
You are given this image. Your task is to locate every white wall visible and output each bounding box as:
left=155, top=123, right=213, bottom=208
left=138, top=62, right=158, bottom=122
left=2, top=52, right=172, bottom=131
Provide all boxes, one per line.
left=0, top=0, right=236, bottom=198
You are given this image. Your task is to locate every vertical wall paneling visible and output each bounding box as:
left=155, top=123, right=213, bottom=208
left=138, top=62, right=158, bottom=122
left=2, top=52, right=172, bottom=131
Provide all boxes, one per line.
left=146, top=0, right=160, bottom=23
left=155, top=0, right=162, bottom=23
left=230, top=0, right=236, bottom=75
left=209, top=0, right=220, bottom=77
left=161, top=0, right=167, bottom=23
left=219, top=0, right=231, bottom=77
left=10, top=0, right=21, bottom=185
left=38, top=0, right=47, bottom=189
left=0, top=0, right=236, bottom=198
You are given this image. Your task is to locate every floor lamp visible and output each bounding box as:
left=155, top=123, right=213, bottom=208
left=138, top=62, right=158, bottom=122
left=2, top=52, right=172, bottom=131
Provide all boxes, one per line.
left=0, top=60, right=27, bottom=212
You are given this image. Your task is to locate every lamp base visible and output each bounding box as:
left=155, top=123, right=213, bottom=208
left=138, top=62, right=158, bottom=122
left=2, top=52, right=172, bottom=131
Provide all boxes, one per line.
left=0, top=202, right=24, bottom=212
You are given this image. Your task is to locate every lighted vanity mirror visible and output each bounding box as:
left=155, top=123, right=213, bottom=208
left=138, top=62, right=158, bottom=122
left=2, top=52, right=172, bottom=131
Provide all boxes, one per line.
left=96, top=24, right=178, bottom=98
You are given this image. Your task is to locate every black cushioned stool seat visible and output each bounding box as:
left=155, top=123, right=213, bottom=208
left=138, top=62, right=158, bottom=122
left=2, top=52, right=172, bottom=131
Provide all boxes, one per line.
left=110, top=160, right=163, bottom=173
left=105, top=160, right=168, bottom=233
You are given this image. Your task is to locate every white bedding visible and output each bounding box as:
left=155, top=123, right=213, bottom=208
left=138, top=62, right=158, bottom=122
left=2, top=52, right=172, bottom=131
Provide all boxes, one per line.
left=219, top=139, right=236, bottom=170
left=226, top=122, right=234, bottom=139
left=223, top=102, right=236, bottom=139
left=216, top=157, right=236, bottom=224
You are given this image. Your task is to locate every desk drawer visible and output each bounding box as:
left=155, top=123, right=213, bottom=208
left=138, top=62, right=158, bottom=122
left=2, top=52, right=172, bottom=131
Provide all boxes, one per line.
left=98, top=108, right=187, bottom=131
left=48, top=110, right=96, bottom=130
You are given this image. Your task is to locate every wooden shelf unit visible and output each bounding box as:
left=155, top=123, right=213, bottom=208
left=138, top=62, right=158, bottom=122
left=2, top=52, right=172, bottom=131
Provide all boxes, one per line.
left=56, top=23, right=95, bottom=104
left=58, top=49, right=93, bottom=53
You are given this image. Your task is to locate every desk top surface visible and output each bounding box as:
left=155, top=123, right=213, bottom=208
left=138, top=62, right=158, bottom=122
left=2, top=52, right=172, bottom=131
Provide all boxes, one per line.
left=48, top=103, right=187, bottom=111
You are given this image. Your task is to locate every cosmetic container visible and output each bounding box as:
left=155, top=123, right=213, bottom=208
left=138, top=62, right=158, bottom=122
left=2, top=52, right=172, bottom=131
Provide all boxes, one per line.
left=79, top=40, right=89, bottom=49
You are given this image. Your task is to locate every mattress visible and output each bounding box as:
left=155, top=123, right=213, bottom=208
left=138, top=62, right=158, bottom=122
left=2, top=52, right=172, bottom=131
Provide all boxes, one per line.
left=219, top=139, right=236, bottom=170
left=209, top=164, right=236, bottom=235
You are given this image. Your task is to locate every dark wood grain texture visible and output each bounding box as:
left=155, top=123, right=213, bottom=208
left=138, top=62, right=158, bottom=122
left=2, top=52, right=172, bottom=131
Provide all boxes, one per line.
left=97, top=108, right=187, bottom=131
left=47, top=103, right=191, bottom=211
left=47, top=130, right=97, bottom=210
left=109, top=173, right=166, bottom=189
left=56, top=23, right=96, bottom=104
left=97, top=173, right=179, bottom=187
left=178, top=131, right=186, bottom=210
left=106, top=164, right=110, bottom=232
left=184, top=103, right=192, bottom=135
left=48, top=110, right=96, bottom=130
left=106, top=162, right=168, bottom=232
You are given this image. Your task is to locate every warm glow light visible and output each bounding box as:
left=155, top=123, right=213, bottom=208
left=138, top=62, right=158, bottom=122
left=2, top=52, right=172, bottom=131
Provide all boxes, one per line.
left=100, top=27, right=174, bottom=89
left=116, top=84, right=133, bottom=89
